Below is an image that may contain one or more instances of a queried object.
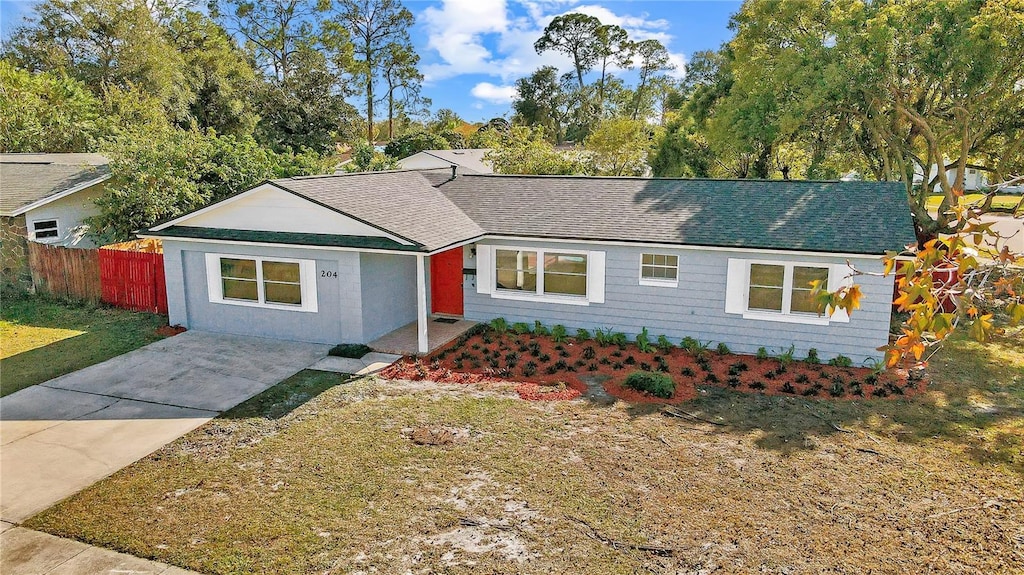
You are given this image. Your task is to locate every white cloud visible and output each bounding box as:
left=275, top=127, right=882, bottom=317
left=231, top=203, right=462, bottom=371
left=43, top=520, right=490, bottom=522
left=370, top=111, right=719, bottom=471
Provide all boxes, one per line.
left=419, top=0, right=687, bottom=84
left=471, top=82, right=518, bottom=104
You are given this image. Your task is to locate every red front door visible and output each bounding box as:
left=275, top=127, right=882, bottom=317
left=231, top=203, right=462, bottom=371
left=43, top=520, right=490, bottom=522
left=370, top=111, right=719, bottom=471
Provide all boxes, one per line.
left=430, top=247, right=464, bottom=316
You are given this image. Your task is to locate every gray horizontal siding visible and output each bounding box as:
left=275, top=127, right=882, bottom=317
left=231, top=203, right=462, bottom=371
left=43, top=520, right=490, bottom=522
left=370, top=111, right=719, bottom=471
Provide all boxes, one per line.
left=464, top=240, right=893, bottom=362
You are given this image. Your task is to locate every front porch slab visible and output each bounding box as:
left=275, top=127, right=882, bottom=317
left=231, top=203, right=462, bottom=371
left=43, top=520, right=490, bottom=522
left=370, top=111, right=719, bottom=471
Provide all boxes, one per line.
left=368, top=317, right=478, bottom=356
left=308, top=353, right=403, bottom=375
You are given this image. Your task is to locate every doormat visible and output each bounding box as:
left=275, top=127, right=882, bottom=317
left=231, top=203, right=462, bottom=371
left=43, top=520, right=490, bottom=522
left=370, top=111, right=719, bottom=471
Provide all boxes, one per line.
left=433, top=317, right=459, bottom=324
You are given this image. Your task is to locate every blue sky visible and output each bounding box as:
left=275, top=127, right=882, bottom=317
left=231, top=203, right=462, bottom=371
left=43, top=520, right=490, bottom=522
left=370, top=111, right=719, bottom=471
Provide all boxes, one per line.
left=1, top=0, right=742, bottom=122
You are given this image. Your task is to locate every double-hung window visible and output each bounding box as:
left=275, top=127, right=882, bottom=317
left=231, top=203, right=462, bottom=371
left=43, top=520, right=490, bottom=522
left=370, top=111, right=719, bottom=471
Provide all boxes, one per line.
left=481, top=246, right=605, bottom=305
left=726, top=258, right=849, bottom=324
left=206, top=253, right=317, bottom=312
left=640, top=253, right=679, bottom=286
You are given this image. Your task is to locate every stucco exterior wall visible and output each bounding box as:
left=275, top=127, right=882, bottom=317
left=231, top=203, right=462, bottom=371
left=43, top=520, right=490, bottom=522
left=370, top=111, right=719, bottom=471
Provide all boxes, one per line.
left=464, top=239, right=894, bottom=362
left=163, top=240, right=380, bottom=345
left=360, top=252, right=418, bottom=341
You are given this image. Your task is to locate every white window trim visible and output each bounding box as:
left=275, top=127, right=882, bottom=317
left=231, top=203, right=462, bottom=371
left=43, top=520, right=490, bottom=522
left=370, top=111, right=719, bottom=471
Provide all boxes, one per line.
left=205, top=253, right=318, bottom=313
left=487, top=245, right=594, bottom=306
left=30, top=218, right=60, bottom=243
left=638, top=253, right=679, bottom=287
left=726, top=258, right=849, bottom=325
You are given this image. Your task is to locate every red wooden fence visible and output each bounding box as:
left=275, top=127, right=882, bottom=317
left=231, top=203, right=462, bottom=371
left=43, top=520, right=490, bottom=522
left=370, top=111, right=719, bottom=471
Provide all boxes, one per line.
left=99, top=243, right=167, bottom=314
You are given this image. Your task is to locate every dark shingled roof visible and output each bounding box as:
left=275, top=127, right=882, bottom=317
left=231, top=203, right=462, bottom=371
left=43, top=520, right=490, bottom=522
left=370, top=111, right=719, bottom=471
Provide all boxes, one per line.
left=268, top=171, right=483, bottom=251
left=437, top=175, right=916, bottom=255
left=147, top=226, right=420, bottom=251
left=0, top=154, right=110, bottom=216
left=151, top=170, right=916, bottom=256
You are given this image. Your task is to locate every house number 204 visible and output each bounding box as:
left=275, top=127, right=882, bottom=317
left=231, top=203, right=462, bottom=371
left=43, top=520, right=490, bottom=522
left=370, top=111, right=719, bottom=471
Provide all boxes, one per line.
left=320, top=270, right=338, bottom=278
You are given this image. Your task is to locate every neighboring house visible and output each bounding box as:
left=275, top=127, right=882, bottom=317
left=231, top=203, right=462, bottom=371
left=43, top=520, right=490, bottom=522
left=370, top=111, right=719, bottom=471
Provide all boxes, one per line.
left=142, top=171, right=915, bottom=362
left=0, top=154, right=110, bottom=288
left=397, top=149, right=494, bottom=174
left=913, top=163, right=989, bottom=192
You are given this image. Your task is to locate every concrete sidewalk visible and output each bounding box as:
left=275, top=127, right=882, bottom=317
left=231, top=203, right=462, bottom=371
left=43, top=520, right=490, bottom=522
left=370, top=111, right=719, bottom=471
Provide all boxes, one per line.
left=1, top=526, right=201, bottom=575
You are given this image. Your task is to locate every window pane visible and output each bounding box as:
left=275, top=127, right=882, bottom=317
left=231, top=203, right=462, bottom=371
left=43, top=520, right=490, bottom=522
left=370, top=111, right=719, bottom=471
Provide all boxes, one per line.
left=793, top=266, right=829, bottom=289
left=33, top=220, right=57, bottom=231
left=642, top=253, right=654, bottom=265
left=262, top=261, right=300, bottom=283
left=221, top=258, right=257, bottom=279
left=34, top=229, right=59, bottom=239
left=545, top=273, right=587, bottom=296
left=791, top=289, right=821, bottom=314
left=223, top=278, right=258, bottom=301
left=265, top=282, right=302, bottom=305
left=495, top=250, right=538, bottom=291
left=748, top=286, right=783, bottom=311
left=665, top=255, right=679, bottom=268
left=546, top=253, right=587, bottom=274
left=749, top=263, right=784, bottom=287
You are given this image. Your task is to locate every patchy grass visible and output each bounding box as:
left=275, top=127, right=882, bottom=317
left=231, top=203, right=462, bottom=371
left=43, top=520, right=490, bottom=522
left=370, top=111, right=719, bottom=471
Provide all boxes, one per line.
left=25, top=333, right=1024, bottom=574
left=0, top=294, right=169, bottom=396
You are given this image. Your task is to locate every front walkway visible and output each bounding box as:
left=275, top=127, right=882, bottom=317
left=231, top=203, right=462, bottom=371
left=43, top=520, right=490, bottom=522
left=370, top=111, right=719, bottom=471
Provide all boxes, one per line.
left=368, top=316, right=478, bottom=355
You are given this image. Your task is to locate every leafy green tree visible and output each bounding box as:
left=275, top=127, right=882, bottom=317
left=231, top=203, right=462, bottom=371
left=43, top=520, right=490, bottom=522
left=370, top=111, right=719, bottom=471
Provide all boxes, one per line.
left=380, top=42, right=425, bottom=140
left=630, top=39, right=673, bottom=120
left=333, top=0, right=416, bottom=142
left=168, top=12, right=260, bottom=136
left=89, top=127, right=327, bottom=241
left=725, top=0, right=1024, bottom=241
left=344, top=140, right=399, bottom=172
left=533, top=13, right=602, bottom=90
left=383, top=131, right=448, bottom=158
left=467, top=119, right=509, bottom=149
left=5, top=0, right=187, bottom=115
left=0, top=61, right=109, bottom=152
left=254, top=44, right=358, bottom=153
left=583, top=117, right=652, bottom=176
left=512, top=66, right=569, bottom=143
left=650, top=116, right=714, bottom=178
left=593, top=24, right=632, bottom=110
left=486, top=126, right=590, bottom=175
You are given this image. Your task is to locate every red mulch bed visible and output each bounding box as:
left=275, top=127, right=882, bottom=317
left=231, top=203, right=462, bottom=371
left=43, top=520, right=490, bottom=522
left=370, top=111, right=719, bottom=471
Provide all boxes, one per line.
left=379, top=328, right=923, bottom=404
left=155, top=325, right=187, bottom=337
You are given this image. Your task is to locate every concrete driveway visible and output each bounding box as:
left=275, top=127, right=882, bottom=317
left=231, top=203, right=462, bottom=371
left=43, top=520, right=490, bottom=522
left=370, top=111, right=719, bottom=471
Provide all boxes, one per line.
left=0, top=331, right=329, bottom=524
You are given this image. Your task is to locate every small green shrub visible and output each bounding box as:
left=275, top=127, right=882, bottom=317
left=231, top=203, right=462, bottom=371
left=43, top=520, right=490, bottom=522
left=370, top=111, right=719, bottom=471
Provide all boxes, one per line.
left=611, top=332, right=629, bottom=348
left=594, top=328, right=610, bottom=347
left=657, top=335, right=674, bottom=353
left=704, top=373, right=719, bottom=383
left=680, top=367, right=695, bottom=377
left=780, top=382, right=796, bottom=394
left=551, top=324, right=568, bottom=343
left=716, top=342, right=731, bottom=355
left=828, top=355, right=853, bottom=368
left=795, top=373, right=810, bottom=384
left=522, top=361, right=538, bottom=377
left=328, top=343, right=372, bottom=358
left=587, top=363, right=598, bottom=371
left=582, top=346, right=596, bottom=360
left=805, top=348, right=820, bottom=364
left=533, top=321, right=550, bottom=336
left=612, top=361, right=624, bottom=370
left=639, top=362, right=652, bottom=371
left=511, top=322, right=531, bottom=335
left=623, top=371, right=675, bottom=398
left=635, top=327, right=653, bottom=353
left=756, top=347, right=769, bottom=360
left=727, top=376, right=741, bottom=388
left=576, top=328, right=592, bottom=341
left=749, top=381, right=766, bottom=390
left=489, top=317, right=509, bottom=334
left=777, top=345, right=796, bottom=366
left=598, top=357, right=611, bottom=365
left=624, top=355, right=636, bottom=365
left=538, top=353, right=551, bottom=363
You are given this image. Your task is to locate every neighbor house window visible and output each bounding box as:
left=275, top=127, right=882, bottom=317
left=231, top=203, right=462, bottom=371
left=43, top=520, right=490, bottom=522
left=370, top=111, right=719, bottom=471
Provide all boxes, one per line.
left=205, top=253, right=318, bottom=312
left=640, top=253, right=679, bottom=286
left=480, top=245, right=605, bottom=305
left=725, top=258, right=848, bottom=325
left=31, top=219, right=59, bottom=241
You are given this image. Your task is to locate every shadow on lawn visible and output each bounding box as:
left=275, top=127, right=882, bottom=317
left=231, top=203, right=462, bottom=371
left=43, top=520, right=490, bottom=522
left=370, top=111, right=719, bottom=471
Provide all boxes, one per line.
left=620, top=333, right=1023, bottom=470
left=220, top=369, right=352, bottom=421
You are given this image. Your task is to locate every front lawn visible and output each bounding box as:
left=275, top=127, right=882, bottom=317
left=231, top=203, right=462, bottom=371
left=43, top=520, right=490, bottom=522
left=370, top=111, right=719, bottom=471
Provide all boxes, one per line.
left=0, top=294, right=169, bottom=396
left=25, top=330, right=1023, bottom=574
